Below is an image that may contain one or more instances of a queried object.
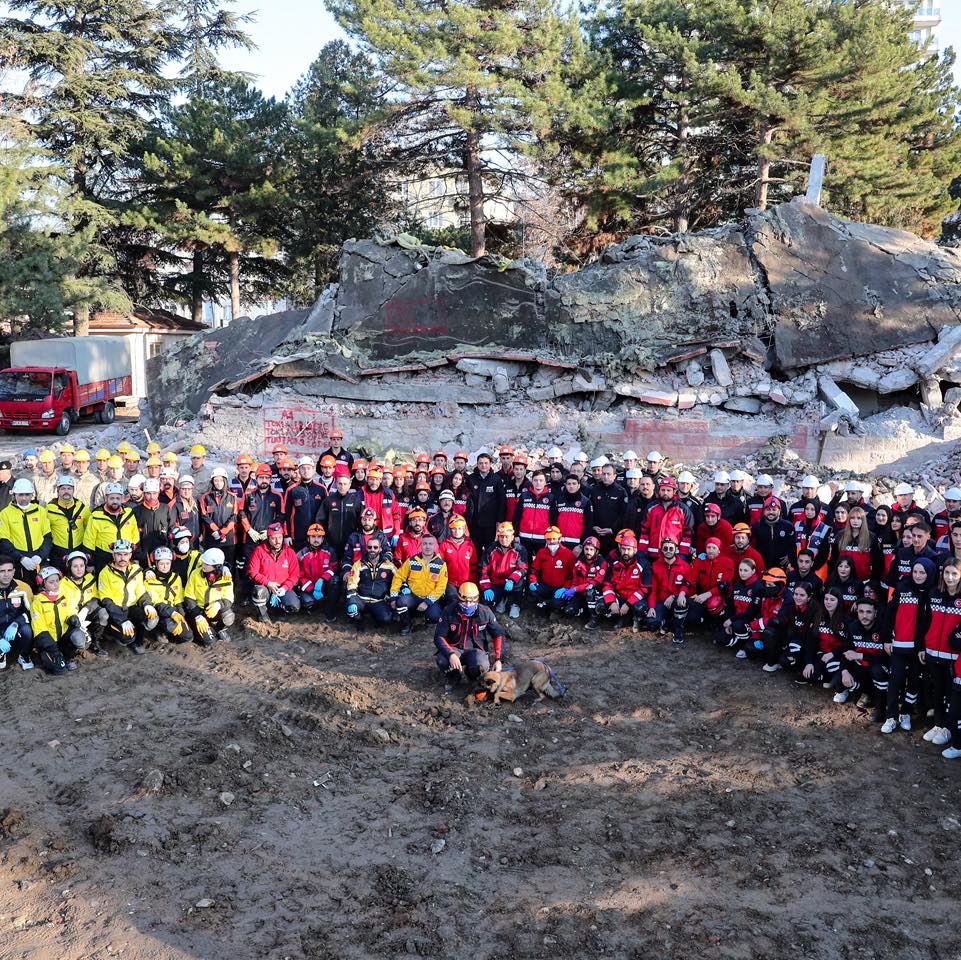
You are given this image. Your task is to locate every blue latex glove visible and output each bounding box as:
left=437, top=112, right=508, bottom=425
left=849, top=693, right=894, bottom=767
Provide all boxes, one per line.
left=483, top=589, right=495, bottom=603
left=753, top=639, right=764, bottom=651
left=391, top=535, right=399, bottom=547
left=347, top=603, right=359, bottom=617
left=313, top=581, right=324, bottom=600
left=400, top=585, right=412, bottom=595
left=563, top=588, right=576, bottom=600
left=553, top=588, right=566, bottom=600
left=504, top=579, right=514, bottom=593
left=698, top=552, right=706, bottom=561
left=269, top=592, right=282, bottom=608
left=529, top=582, right=538, bottom=594
left=0, top=622, right=15, bottom=654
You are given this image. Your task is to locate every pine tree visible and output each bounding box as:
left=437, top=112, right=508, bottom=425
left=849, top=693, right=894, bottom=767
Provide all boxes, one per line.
left=0, top=0, right=181, bottom=334
left=126, top=78, right=288, bottom=322
left=280, top=41, right=394, bottom=302
left=179, top=0, right=256, bottom=95
left=330, top=0, right=584, bottom=256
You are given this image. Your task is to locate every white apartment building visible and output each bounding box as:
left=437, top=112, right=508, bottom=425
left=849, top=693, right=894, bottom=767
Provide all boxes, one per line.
left=909, top=0, right=941, bottom=52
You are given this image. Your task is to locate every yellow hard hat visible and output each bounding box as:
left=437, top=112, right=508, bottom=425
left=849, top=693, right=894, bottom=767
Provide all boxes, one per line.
left=96, top=448, right=111, bottom=461
left=39, top=449, right=56, bottom=463
left=59, top=443, right=75, bottom=454
left=458, top=582, right=480, bottom=602
left=124, top=449, right=141, bottom=461
left=117, top=440, right=132, bottom=453
left=190, top=444, right=206, bottom=457
left=146, top=456, right=162, bottom=467
left=107, top=455, right=124, bottom=469
left=146, top=442, right=161, bottom=455
left=162, top=452, right=178, bottom=464
left=74, top=450, right=91, bottom=462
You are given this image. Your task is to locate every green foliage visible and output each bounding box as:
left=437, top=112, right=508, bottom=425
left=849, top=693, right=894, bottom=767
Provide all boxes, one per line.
left=178, top=0, right=256, bottom=95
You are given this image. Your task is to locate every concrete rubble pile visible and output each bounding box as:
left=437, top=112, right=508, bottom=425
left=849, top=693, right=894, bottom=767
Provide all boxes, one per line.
left=145, top=195, right=961, bottom=486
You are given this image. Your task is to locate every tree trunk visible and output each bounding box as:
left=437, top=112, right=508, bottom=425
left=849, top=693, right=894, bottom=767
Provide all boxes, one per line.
left=755, top=124, right=774, bottom=211
left=314, top=252, right=324, bottom=301
left=73, top=304, right=90, bottom=337
left=191, top=248, right=204, bottom=324
left=464, top=120, right=486, bottom=257
left=673, top=101, right=690, bottom=233
left=229, top=250, right=240, bottom=321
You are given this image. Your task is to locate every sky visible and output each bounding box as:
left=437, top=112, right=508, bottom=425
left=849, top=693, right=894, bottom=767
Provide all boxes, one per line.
left=231, top=0, right=961, bottom=101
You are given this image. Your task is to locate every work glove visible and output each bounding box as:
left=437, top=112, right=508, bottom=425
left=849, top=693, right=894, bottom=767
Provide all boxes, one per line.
left=121, top=620, right=136, bottom=638
left=195, top=615, right=211, bottom=638
left=206, top=602, right=221, bottom=620
left=20, top=556, right=37, bottom=571
left=347, top=603, right=359, bottom=617
left=144, top=605, right=157, bottom=619
left=753, top=639, right=764, bottom=651
left=698, top=553, right=706, bottom=561
left=250, top=529, right=266, bottom=542
left=211, top=530, right=221, bottom=541
left=171, top=611, right=187, bottom=636
left=504, top=580, right=514, bottom=593
left=528, top=582, right=538, bottom=594
left=553, top=588, right=566, bottom=600
left=563, top=588, right=576, bottom=601
left=269, top=593, right=281, bottom=608
left=400, top=586, right=412, bottom=595
left=483, top=589, right=495, bottom=602
left=312, top=581, right=324, bottom=600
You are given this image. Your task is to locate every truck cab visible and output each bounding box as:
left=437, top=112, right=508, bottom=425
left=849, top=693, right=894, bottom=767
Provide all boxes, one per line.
left=0, top=367, right=79, bottom=435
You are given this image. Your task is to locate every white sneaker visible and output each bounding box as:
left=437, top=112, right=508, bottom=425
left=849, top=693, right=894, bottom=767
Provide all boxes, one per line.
left=735, top=649, right=747, bottom=659
left=942, top=746, right=961, bottom=759
left=509, top=604, right=521, bottom=620
left=932, top=727, right=952, bottom=746
left=17, top=655, right=33, bottom=671
left=923, top=727, right=938, bottom=742
left=822, top=681, right=834, bottom=689
left=833, top=690, right=849, bottom=704
left=762, top=663, right=781, bottom=673
left=899, top=714, right=912, bottom=732
left=0, top=652, right=6, bottom=671
left=881, top=718, right=897, bottom=734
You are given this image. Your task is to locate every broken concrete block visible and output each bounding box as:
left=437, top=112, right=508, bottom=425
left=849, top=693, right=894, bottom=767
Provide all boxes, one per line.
left=739, top=336, right=768, bottom=364
left=571, top=372, right=606, bottom=393
left=769, top=385, right=790, bottom=405
left=943, top=386, right=961, bottom=416
left=527, top=384, right=556, bottom=401
left=611, top=381, right=677, bottom=406
left=492, top=372, right=511, bottom=396
left=820, top=410, right=843, bottom=432
left=455, top=358, right=525, bottom=378
left=921, top=376, right=943, bottom=409
left=843, top=365, right=881, bottom=390
left=464, top=373, right=487, bottom=388
left=552, top=378, right=577, bottom=398
left=709, top=349, right=733, bottom=387
left=754, top=380, right=771, bottom=397
left=819, top=375, right=860, bottom=420
left=723, top=396, right=762, bottom=414
left=878, top=368, right=919, bottom=393
left=677, top=389, right=696, bottom=410
left=685, top=360, right=705, bottom=387
left=917, top=326, right=961, bottom=377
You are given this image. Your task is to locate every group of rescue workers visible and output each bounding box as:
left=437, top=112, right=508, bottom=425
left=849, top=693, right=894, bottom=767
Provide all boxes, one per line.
left=2, top=436, right=961, bottom=758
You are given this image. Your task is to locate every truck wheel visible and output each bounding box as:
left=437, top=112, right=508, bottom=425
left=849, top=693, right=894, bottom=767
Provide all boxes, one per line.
left=54, top=412, right=71, bottom=436
left=98, top=401, right=116, bottom=425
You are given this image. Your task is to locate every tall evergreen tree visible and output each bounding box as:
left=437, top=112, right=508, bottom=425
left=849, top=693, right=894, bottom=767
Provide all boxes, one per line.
left=179, top=0, right=256, bottom=95
left=330, top=0, right=584, bottom=256
left=281, top=41, right=394, bottom=302
left=0, top=0, right=181, bottom=334
left=126, top=79, right=288, bottom=322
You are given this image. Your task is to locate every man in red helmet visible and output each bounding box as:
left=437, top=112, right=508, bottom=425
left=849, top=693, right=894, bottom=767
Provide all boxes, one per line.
left=638, top=475, right=695, bottom=562
left=599, top=533, right=652, bottom=631
left=318, top=428, right=353, bottom=470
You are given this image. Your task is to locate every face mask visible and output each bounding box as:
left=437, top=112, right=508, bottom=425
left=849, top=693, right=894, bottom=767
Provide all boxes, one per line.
left=459, top=602, right=478, bottom=616
left=206, top=568, right=220, bottom=583
left=547, top=543, right=559, bottom=554
left=177, top=540, right=190, bottom=554
left=16, top=501, right=30, bottom=510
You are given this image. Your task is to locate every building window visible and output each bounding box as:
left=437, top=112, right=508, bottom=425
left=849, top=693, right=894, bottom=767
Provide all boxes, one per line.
left=148, top=340, right=164, bottom=359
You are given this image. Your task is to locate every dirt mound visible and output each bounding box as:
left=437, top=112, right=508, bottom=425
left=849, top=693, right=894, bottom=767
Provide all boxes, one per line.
left=1, top=613, right=958, bottom=959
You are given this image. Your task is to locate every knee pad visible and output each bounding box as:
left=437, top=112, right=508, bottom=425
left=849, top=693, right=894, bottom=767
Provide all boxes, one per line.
left=69, top=628, right=90, bottom=650
left=252, top=586, right=268, bottom=603
left=221, top=608, right=235, bottom=627
left=145, top=614, right=160, bottom=631
left=95, top=607, right=110, bottom=626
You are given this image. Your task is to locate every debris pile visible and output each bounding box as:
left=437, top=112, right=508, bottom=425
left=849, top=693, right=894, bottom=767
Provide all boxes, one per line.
left=145, top=196, right=961, bottom=479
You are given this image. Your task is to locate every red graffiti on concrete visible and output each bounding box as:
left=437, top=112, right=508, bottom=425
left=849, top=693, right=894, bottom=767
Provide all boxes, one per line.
left=262, top=405, right=336, bottom=456
left=384, top=299, right=450, bottom=336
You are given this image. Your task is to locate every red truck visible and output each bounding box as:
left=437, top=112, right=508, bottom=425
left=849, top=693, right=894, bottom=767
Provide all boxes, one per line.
left=0, top=336, right=133, bottom=436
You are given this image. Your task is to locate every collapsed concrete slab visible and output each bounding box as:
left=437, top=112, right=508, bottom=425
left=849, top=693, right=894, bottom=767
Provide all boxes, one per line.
left=751, top=199, right=961, bottom=370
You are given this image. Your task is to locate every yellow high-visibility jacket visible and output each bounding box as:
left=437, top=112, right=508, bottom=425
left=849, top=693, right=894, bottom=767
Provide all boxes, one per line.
left=144, top=569, right=185, bottom=608
left=66, top=572, right=98, bottom=608
left=83, top=506, right=140, bottom=554
left=184, top=567, right=234, bottom=611
left=46, top=499, right=89, bottom=552
left=390, top=554, right=448, bottom=602
left=31, top=586, right=80, bottom=641
left=0, top=502, right=51, bottom=555
left=97, top=563, right=148, bottom=613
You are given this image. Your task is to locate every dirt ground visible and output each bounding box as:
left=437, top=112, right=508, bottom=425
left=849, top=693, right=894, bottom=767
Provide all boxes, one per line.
left=1, top=611, right=958, bottom=960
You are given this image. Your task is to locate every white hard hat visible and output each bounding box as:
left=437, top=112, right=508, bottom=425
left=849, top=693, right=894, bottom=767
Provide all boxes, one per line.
left=894, top=482, right=914, bottom=496
left=945, top=487, right=961, bottom=501
left=438, top=489, right=455, bottom=500
left=178, top=474, right=195, bottom=485
left=56, top=475, right=76, bottom=488
left=105, top=482, right=124, bottom=496
left=153, top=546, right=173, bottom=562
left=625, top=468, right=643, bottom=479
left=144, top=478, right=161, bottom=493
left=574, top=451, right=589, bottom=463
left=128, top=474, right=145, bottom=488
left=547, top=447, right=564, bottom=460
left=730, top=469, right=747, bottom=482
left=713, top=470, right=730, bottom=484
left=678, top=470, right=696, bottom=484
left=756, top=474, right=774, bottom=487
left=111, top=539, right=133, bottom=553
left=647, top=450, right=662, bottom=461
left=39, top=566, right=60, bottom=582
left=801, top=475, right=820, bottom=488
left=66, top=550, right=88, bottom=566
left=590, top=456, right=609, bottom=469
left=844, top=480, right=863, bottom=493
left=211, top=466, right=230, bottom=480
left=623, top=450, right=638, bottom=460
left=12, top=478, right=34, bottom=495
left=160, top=468, right=177, bottom=479
left=297, top=456, right=313, bottom=468
left=200, top=547, right=225, bottom=566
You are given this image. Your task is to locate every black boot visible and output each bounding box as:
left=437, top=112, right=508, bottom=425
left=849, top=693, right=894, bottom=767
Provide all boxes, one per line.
left=256, top=605, right=272, bottom=624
